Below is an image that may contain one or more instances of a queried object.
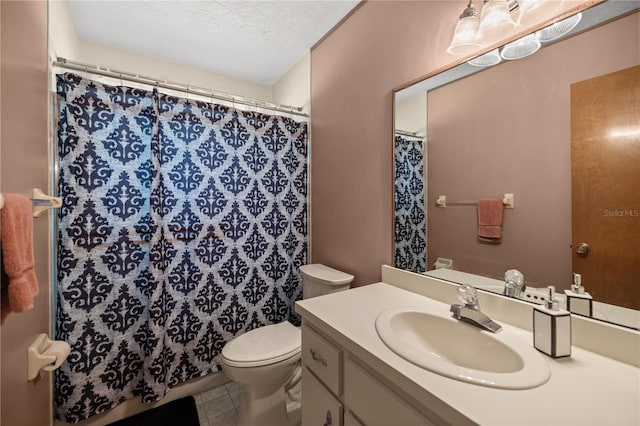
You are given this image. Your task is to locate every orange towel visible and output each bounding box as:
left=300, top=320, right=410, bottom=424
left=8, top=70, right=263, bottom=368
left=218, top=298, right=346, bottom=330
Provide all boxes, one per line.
left=477, top=198, right=504, bottom=243
left=1, top=193, right=39, bottom=316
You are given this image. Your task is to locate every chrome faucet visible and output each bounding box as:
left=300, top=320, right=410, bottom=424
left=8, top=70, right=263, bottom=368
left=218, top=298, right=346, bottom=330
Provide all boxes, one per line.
left=450, top=284, right=502, bottom=333
left=503, top=269, right=525, bottom=299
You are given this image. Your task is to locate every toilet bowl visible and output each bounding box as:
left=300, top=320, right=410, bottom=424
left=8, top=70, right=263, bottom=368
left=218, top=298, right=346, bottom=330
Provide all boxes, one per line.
left=221, top=322, right=301, bottom=426
left=220, top=264, right=354, bottom=426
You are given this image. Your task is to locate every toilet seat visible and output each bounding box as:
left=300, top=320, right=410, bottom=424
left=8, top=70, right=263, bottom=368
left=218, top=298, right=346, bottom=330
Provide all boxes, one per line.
left=221, top=321, right=301, bottom=368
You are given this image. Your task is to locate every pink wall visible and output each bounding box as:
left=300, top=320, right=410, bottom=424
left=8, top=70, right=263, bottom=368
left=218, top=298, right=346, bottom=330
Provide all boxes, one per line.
left=1, top=1, right=52, bottom=424
left=427, top=14, right=639, bottom=288
left=310, top=1, right=461, bottom=286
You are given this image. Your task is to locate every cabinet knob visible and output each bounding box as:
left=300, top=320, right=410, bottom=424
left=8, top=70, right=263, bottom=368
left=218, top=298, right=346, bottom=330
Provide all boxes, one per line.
left=323, top=410, right=332, bottom=426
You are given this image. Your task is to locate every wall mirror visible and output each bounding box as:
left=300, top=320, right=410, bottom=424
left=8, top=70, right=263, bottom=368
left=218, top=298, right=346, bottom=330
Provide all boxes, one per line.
left=393, top=0, right=639, bottom=330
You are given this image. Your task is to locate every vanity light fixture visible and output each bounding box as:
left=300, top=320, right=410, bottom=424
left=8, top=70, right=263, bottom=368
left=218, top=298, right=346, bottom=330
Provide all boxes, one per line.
left=518, top=0, right=563, bottom=27
left=447, top=0, right=519, bottom=57
left=448, top=0, right=573, bottom=64
left=500, top=33, right=541, bottom=60
left=447, top=0, right=483, bottom=55
left=476, top=0, right=517, bottom=45
left=536, top=12, right=582, bottom=43
left=468, top=48, right=502, bottom=67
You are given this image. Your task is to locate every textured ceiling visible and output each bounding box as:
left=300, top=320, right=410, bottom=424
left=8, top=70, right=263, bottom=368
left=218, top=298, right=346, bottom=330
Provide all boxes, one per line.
left=67, top=0, right=360, bottom=85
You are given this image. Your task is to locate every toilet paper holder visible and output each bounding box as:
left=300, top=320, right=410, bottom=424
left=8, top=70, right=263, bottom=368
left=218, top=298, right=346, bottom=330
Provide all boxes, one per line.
left=27, top=333, right=70, bottom=381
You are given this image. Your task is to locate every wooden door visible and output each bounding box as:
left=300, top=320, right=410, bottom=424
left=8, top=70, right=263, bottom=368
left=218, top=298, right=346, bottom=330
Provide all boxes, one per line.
left=571, top=65, right=640, bottom=310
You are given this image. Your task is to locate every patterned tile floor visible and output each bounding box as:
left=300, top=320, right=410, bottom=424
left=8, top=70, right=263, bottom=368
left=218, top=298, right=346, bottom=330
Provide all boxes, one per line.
left=194, top=382, right=242, bottom=426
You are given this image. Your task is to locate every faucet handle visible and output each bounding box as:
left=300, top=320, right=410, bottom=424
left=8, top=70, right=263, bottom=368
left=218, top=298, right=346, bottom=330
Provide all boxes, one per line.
left=457, top=284, right=478, bottom=306
left=505, top=269, right=524, bottom=285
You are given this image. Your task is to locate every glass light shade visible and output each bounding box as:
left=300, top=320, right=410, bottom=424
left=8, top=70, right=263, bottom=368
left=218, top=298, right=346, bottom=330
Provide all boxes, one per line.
left=476, top=0, right=517, bottom=44
left=536, top=13, right=582, bottom=43
left=518, top=0, right=563, bottom=27
left=500, top=34, right=541, bottom=60
left=447, top=14, right=482, bottom=55
left=468, top=49, right=502, bottom=67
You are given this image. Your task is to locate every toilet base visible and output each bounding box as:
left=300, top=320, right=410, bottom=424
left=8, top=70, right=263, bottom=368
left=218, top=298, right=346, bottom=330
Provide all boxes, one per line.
left=235, top=365, right=302, bottom=426
left=236, top=386, right=299, bottom=426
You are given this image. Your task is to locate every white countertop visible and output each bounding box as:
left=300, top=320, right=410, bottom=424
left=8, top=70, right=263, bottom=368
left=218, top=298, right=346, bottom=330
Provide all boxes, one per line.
left=296, top=282, right=640, bottom=426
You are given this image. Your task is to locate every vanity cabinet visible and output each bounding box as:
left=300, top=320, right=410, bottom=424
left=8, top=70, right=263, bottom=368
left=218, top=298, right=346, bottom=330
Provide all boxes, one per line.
left=297, top=278, right=640, bottom=426
left=301, top=322, right=437, bottom=426
left=343, top=358, right=434, bottom=426
left=302, top=367, right=343, bottom=426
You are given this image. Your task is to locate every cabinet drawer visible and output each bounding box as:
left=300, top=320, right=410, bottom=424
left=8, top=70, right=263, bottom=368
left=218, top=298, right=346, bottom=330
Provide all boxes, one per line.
left=302, top=325, right=342, bottom=395
left=302, top=367, right=343, bottom=426
left=344, top=358, right=434, bottom=426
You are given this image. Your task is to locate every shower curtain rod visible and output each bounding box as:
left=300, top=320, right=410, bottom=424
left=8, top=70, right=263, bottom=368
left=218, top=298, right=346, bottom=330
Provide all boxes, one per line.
left=395, top=129, right=424, bottom=138
left=52, top=57, right=309, bottom=118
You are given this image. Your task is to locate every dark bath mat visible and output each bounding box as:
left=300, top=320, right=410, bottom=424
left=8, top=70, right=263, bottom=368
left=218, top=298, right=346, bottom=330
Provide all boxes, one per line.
left=107, top=396, right=200, bottom=426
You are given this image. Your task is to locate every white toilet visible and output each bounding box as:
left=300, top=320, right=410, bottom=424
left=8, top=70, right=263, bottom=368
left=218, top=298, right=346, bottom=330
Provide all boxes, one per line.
left=220, top=264, right=354, bottom=426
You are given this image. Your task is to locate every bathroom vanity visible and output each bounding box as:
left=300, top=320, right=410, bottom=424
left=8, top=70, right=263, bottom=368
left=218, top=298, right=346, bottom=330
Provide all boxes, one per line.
left=295, top=266, right=640, bottom=426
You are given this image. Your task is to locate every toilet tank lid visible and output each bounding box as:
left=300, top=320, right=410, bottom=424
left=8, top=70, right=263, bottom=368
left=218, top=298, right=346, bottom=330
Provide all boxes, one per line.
left=300, top=264, right=354, bottom=285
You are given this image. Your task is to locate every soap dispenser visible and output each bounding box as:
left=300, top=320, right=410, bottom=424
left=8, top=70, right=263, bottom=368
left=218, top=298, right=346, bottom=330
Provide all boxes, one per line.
left=533, top=286, right=571, bottom=358
left=564, top=273, right=593, bottom=317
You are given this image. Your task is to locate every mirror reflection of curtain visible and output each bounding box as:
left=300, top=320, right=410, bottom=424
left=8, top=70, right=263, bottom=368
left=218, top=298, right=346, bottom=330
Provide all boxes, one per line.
left=54, top=73, right=308, bottom=422
left=394, top=134, right=426, bottom=272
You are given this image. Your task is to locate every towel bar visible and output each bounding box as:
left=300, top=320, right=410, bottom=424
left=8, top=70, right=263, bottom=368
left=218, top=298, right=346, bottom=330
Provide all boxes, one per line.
left=436, top=193, right=514, bottom=209
left=31, top=188, right=62, bottom=217
left=0, top=190, right=62, bottom=216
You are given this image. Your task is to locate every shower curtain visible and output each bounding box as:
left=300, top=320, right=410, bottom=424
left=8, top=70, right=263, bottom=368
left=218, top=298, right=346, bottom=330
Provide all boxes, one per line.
left=54, top=73, right=308, bottom=422
left=394, top=134, right=426, bottom=272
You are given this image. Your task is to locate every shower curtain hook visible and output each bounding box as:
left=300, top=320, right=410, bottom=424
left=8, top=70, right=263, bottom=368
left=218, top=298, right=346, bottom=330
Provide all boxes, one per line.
left=210, top=90, right=215, bottom=122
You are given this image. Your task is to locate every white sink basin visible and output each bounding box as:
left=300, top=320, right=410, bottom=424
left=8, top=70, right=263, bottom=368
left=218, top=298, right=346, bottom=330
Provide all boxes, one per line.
left=375, top=306, right=550, bottom=389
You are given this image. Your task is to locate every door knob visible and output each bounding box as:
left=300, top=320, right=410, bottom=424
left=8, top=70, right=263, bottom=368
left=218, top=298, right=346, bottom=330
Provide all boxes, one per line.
left=576, top=242, right=591, bottom=255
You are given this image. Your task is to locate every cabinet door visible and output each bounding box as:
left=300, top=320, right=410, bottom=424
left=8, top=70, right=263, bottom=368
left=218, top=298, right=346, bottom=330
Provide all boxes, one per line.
left=302, top=367, right=343, bottom=426
left=344, top=358, right=435, bottom=426
left=344, top=411, right=364, bottom=426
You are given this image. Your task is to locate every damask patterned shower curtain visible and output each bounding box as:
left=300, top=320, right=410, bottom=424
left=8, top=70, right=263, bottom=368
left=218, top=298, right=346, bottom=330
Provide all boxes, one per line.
left=54, top=73, right=308, bottom=422
left=394, top=134, right=426, bottom=272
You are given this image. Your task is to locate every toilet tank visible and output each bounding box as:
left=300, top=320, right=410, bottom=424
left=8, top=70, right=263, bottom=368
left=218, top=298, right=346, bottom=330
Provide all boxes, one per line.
left=300, top=264, right=354, bottom=299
